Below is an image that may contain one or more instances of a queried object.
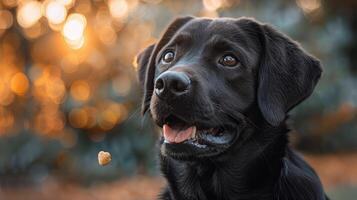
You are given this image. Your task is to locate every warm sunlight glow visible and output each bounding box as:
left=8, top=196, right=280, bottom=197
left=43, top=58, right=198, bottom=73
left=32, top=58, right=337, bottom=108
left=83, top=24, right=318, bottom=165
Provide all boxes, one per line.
left=296, top=0, right=321, bottom=13
left=2, top=0, right=18, bottom=8
left=70, top=80, right=91, bottom=101
left=58, top=0, right=75, bottom=8
left=203, top=0, right=222, bottom=11
left=46, top=78, right=66, bottom=104
left=17, top=1, right=42, bottom=28
left=0, top=81, right=14, bottom=106
left=62, top=13, right=86, bottom=49
left=108, top=0, right=128, bottom=19
left=0, top=10, right=13, bottom=30
left=45, top=1, right=68, bottom=24
left=98, top=24, right=117, bottom=45
left=10, top=72, right=29, bottom=96
left=69, top=108, right=88, bottom=128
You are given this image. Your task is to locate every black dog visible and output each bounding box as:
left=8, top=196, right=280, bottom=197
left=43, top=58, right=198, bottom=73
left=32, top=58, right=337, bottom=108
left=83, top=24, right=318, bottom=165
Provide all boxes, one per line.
left=137, top=16, right=328, bottom=200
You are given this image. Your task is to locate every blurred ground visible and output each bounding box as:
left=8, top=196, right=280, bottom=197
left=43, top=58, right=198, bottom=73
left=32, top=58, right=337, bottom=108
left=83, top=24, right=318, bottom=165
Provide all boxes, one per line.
left=304, top=153, right=357, bottom=187
left=0, top=176, right=164, bottom=200
left=0, top=153, right=356, bottom=200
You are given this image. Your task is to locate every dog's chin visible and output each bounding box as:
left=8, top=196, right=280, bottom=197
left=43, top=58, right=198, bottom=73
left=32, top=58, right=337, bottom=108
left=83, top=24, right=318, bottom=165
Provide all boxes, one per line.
left=156, top=114, right=241, bottom=161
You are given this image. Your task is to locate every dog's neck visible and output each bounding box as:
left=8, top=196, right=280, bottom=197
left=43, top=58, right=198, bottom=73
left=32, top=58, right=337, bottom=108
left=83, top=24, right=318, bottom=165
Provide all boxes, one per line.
left=160, top=124, right=289, bottom=200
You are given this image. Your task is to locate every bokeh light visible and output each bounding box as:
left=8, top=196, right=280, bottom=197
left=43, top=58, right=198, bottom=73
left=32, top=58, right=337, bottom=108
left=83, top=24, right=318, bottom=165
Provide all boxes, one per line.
left=296, top=0, right=321, bottom=14
left=62, top=13, right=87, bottom=49
left=2, top=0, right=18, bottom=8
left=22, top=21, right=48, bottom=39
left=69, top=108, right=88, bottom=128
left=10, top=72, right=29, bottom=96
left=203, top=0, right=222, bottom=11
left=98, top=103, right=127, bottom=130
left=70, top=80, right=91, bottom=102
left=108, top=0, right=129, bottom=20
left=61, top=54, right=81, bottom=73
left=0, top=82, right=14, bottom=106
left=17, top=1, right=42, bottom=28
left=0, top=10, right=13, bottom=31
left=32, top=68, right=67, bottom=104
left=34, top=106, right=65, bottom=136
left=98, top=24, right=117, bottom=45
left=46, top=77, right=67, bottom=104
left=75, top=0, right=92, bottom=14
left=45, top=1, right=68, bottom=25
left=58, top=0, right=75, bottom=8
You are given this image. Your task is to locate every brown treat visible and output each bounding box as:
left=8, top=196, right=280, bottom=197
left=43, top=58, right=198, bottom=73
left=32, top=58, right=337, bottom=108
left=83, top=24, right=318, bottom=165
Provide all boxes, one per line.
left=98, top=151, right=112, bottom=166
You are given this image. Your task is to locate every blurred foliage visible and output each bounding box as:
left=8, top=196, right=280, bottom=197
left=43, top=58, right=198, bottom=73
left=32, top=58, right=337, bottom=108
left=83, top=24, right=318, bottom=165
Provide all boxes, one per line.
left=0, top=0, right=356, bottom=184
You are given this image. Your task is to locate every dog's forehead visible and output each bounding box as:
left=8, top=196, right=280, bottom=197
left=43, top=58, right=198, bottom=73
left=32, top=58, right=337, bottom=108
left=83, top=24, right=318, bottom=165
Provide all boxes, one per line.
left=178, top=18, right=243, bottom=41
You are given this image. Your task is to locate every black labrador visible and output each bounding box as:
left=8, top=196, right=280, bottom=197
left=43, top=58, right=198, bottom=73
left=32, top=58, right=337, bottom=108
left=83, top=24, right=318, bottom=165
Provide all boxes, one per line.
left=137, top=16, right=328, bottom=200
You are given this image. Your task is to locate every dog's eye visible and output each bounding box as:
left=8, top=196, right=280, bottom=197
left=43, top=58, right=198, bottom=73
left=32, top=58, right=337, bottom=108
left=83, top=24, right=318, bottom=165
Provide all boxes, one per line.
left=219, top=55, right=239, bottom=67
left=162, top=51, right=175, bottom=64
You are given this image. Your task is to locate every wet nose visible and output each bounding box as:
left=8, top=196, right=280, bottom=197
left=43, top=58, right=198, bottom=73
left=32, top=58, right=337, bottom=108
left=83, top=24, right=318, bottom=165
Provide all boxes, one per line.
left=154, top=71, right=190, bottom=98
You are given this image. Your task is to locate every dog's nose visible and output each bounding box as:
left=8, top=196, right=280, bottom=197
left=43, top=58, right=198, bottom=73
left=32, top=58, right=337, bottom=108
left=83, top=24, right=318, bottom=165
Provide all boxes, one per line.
left=155, top=71, right=190, bottom=98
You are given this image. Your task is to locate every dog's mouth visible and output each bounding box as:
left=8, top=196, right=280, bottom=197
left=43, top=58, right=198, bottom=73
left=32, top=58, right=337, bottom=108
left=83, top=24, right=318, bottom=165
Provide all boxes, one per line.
left=159, top=114, right=239, bottom=159
left=163, top=124, right=234, bottom=147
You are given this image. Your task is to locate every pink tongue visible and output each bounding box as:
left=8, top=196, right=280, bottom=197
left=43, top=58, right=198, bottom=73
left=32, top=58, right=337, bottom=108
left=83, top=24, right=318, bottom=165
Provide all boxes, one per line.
left=163, top=124, right=194, bottom=143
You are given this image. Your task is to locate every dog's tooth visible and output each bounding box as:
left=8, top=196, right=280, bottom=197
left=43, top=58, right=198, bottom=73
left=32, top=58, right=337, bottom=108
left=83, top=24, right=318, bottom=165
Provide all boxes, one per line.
left=191, top=126, right=197, bottom=139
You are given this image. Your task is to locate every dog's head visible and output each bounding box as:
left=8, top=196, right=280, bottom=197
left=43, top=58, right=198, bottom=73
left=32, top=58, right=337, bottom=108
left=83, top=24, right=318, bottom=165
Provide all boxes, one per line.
left=137, top=16, right=322, bottom=160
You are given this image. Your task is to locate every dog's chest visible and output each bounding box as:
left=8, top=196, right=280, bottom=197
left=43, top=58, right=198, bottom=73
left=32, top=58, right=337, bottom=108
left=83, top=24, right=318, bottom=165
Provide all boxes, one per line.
left=165, top=161, right=274, bottom=200
left=171, top=164, right=243, bottom=200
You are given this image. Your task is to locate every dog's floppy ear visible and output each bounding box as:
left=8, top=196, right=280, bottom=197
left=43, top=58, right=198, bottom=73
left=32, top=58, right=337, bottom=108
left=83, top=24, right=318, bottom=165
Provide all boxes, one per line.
left=136, top=16, right=194, bottom=115
left=257, top=23, right=322, bottom=126
left=137, top=44, right=155, bottom=88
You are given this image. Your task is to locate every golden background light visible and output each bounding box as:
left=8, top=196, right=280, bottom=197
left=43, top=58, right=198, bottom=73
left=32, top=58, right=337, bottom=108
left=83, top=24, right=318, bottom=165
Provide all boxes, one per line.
left=0, top=82, right=14, bottom=106
left=34, top=107, right=65, bottom=136
left=10, top=72, right=29, bottom=96
left=61, top=54, right=80, bottom=73
left=203, top=0, right=222, bottom=11
left=17, top=1, right=42, bottom=28
left=62, top=13, right=87, bottom=49
left=98, top=109, right=118, bottom=130
left=46, top=77, right=67, bottom=104
left=75, top=0, right=92, bottom=14
left=45, top=1, right=68, bottom=25
left=32, top=68, right=67, bottom=104
left=2, top=0, right=18, bottom=8
left=98, top=24, right=117, bottom=45
left=70, top=80, right=91, bottom=101
left=58, top=0, right=75, bottom=8
left=66, top=36, right=85, bottom=49
left=83, top=106, right=97, bottom=128
left=22, top=21, right=47, bottom=39
left=141, top=0, right=162, bottom=4
left=69, top=108, right=88, bottom=128
left=0, top=10, right=13, bottom=30
left=108, top=0, right=129, bottom=19
left=296, top=0, right=321, bottom=13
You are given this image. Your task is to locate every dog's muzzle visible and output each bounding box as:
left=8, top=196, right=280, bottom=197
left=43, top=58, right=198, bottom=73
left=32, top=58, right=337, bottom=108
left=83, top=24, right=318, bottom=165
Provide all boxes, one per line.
left=154, top=71, right=191, bottom=100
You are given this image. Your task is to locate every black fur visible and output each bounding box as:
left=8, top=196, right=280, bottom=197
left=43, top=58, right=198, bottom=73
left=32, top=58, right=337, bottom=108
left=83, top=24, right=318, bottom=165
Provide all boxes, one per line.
left=137, top=16, right=328, bottom=200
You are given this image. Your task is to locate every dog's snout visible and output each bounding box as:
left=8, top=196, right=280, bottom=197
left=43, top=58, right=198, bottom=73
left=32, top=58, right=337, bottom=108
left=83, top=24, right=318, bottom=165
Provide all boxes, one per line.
left=155, top=71, right=190, bottom=98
